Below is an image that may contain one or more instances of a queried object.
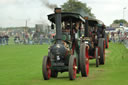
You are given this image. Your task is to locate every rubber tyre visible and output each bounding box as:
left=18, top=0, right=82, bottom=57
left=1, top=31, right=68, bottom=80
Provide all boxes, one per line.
left=80, top=43, right=89, bottom=77
left=98, top=38, right=105, bottom=65
left=69, top=55, right=77, bottom=80
left=95, top=47, right=99, bottom=67
left=42, top=56, right=51, bottom=80
left=51, top=70, right=58, bottom=78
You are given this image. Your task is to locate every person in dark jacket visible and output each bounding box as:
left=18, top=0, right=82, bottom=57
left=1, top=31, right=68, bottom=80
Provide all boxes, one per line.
left=5, top=34, right=9, bottom=45
left=0, top=33, right=2, bottom=45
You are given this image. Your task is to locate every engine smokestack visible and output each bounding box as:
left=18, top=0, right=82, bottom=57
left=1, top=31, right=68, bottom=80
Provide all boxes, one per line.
left=55, top=8, right=62, bottom=43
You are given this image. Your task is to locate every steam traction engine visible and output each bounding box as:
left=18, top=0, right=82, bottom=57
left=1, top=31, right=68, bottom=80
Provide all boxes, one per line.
left=83, top=17, right=106, bottom=67
left=42, top=8, right=89, bottom=80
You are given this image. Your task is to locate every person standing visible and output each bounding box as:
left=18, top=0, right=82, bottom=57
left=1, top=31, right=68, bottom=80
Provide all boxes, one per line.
left=5, top=34, right=9, bottom=45
left=117, top=29, right=121, bottom=42
left=2, top=33, right=5, bottom=45
left=14, top=33, right=20, bottom=44
left=0, top=33, right=2, bottom=45
left=111, top=32, right=115, bottom=42
left=24, top=32, right=30, bottom=44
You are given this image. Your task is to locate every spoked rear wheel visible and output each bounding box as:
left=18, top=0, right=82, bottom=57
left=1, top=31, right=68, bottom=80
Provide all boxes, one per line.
left=80, top=43, right=89, bottom=77
left=98, top=38, right=105, bottom=65
left=95, top=47, right=99, bottom=67
left=69, top=55, right=77, bottom=80
left=42, top=56, right=51, bottom=80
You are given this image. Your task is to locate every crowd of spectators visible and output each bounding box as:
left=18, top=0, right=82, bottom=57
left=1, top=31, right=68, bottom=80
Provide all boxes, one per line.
left=13, top=31, right=52, bottom=45
left=0, top=30, right=53, bottom=46
left=109, top=30, right=128, bottom=43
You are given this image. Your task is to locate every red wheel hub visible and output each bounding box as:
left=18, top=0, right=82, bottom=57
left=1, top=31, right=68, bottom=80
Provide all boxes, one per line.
left=46, top=58, right=51, bottom=79
left=73, top=59, right=77, bottom=79
left=85, top=47, right=89, bottom=76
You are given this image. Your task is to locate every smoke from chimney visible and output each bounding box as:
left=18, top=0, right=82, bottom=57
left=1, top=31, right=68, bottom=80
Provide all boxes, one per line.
left=40, top=0, right=57, bottom=10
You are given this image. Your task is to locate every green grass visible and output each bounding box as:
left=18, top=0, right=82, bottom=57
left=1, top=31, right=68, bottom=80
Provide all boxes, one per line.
left=0, top=43, right=128, bottom=85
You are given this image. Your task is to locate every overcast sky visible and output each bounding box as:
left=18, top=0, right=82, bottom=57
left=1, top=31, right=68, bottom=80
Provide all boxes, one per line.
left=0, top=0, right=128, bottom=27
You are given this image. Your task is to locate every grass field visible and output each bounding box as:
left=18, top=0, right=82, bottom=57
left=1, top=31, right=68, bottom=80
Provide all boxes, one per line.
left=0, top=43, right=128, bottom=85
